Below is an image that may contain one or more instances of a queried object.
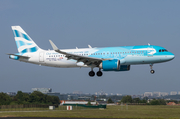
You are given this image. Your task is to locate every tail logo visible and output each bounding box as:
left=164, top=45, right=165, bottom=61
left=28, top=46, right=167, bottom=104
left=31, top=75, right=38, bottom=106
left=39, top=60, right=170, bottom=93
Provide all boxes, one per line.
left=12, top=26, right=39, bottom=54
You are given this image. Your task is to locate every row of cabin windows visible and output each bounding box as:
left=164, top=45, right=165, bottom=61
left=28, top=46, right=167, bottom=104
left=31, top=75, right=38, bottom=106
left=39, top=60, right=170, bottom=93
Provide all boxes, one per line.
left=159, top=49, right=168, bottom=52
left=48, top=51, right=144, bottom=57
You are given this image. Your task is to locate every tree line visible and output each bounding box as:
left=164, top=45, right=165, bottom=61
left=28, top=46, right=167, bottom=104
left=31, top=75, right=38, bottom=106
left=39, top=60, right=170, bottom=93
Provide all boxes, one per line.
left=0, top=91, right=60, bottom=105
left=108, top=95, right=179, bottom=105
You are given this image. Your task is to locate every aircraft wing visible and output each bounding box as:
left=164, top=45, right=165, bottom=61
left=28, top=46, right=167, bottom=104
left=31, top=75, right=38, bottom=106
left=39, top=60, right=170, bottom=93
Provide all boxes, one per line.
left=49, top=40, right=104, bottom=66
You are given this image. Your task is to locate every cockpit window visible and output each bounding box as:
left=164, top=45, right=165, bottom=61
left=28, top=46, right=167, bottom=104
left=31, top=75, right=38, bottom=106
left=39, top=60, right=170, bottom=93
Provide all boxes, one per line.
left=159, top=49, right=168, bottom=52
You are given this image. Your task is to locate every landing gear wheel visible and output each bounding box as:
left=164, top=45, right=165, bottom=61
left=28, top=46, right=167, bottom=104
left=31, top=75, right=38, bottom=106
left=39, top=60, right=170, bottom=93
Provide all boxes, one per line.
left=96, top=71, right=103, bottom=77
left=89, top=71, right=95, bottom=77
left=150, top=70, right=155, bottom=74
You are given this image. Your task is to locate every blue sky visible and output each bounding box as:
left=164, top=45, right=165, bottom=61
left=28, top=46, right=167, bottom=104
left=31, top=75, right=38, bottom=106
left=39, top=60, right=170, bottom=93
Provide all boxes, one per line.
left=0, top=0, right=179, bottom=95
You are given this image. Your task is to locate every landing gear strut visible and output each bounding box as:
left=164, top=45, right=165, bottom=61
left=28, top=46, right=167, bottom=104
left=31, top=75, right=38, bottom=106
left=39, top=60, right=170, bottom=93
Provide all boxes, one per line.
left=150, top=64, right=155, bottom=74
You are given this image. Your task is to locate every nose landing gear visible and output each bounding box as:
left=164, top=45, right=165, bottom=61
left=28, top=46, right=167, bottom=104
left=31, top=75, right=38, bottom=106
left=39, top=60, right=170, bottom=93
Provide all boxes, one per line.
left=150, top=64, right=155, bottom=74
left=150, top=70, right=155, bottom=74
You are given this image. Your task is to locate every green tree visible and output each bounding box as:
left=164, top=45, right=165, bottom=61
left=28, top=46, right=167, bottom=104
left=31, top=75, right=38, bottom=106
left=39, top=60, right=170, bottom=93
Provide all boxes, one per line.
left=158, top=99, right=166, bottom=105
left=107, top=98, right=114, bottom=103
left=149, top=99, right=160, bottom=105
left=132, top=98, right=140, bottom=103
left=51, top=96, right=60, bottom=104
left=140, top=99, right=147, bottom=103
left=29, top=91, right=46, bottom=104
left=121, top=95, right=132, bottom=103
left=149, top=99, right=166, bottom=105
left=14, top=91, right=30, bottom=104
left=0, top=92, right=12, bottom=105
left=87, top=100, right=91, bottom=105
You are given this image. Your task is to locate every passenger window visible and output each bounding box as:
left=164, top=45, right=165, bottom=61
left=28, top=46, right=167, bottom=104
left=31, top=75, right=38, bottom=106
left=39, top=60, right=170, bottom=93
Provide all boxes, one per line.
left=162, top=49, right=165, bottom=52
left=159, top=50, right=161, bottom=52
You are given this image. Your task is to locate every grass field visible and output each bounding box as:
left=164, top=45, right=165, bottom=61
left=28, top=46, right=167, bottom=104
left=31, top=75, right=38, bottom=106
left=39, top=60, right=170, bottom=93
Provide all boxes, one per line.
left=0, top=105, right=180, bottom=119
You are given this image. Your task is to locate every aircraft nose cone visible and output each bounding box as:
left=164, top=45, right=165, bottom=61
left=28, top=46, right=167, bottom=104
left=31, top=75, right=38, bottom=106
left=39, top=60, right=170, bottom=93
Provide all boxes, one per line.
left=168, top=53, right=175, bottom=60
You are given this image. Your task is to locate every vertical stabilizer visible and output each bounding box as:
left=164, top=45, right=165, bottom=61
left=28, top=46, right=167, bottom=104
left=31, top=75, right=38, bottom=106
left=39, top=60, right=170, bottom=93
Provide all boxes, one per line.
left=11, top=26, right=40, bottom=54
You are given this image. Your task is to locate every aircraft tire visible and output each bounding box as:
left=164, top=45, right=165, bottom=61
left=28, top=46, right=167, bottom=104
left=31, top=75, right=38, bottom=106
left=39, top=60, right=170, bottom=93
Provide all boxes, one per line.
left=97, top=71, right=103, bottom=77
left=89, top=71, right=95, bottom=77
left=150, top=70, right=155, bottom=74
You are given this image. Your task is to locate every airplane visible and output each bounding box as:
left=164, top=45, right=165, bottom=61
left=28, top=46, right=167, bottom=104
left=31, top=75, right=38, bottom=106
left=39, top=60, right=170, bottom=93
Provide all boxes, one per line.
left=8, top=26, right=175, bottom=77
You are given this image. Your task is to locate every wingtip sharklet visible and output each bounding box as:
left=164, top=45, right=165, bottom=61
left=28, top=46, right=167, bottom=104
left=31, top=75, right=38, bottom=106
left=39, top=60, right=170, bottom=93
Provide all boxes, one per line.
left=49, top=40, right=59, bottom=51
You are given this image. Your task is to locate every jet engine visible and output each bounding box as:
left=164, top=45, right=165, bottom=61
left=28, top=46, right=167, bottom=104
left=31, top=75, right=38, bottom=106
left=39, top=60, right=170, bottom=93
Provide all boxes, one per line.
left=99, top=59, right=130, bottom=71
left=99, top=59, right=120, bottom=71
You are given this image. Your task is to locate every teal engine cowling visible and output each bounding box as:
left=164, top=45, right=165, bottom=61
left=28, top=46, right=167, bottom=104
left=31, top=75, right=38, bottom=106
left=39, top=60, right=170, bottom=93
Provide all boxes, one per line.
left=9, top=55, right=19, bottom=60
left=99, top=59, right=130, bottom=71
left=99, top=59, right=120, bottom=71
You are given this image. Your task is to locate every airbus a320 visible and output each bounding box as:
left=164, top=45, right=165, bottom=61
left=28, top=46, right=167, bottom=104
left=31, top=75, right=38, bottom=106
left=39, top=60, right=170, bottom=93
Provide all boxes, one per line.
left=8, top=26, right=175, bottom=77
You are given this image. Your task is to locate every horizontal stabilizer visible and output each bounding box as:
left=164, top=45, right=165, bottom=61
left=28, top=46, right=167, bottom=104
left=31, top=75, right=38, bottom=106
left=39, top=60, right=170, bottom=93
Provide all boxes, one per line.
left=7, top=53, right=30, bottom=59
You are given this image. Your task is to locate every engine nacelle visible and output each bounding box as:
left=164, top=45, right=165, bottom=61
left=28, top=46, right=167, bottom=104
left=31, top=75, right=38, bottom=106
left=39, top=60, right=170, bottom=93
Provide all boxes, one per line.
left=99, top=59, right=120, bottom=71
left=9, top=55, right=19, bottom=60
left=119, top=65, right=130, bottom=71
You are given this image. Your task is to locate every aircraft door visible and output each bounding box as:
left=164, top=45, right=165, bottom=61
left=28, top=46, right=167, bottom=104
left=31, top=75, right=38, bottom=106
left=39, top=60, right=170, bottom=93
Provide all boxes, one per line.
left=39, top=52, right=44, bottom=62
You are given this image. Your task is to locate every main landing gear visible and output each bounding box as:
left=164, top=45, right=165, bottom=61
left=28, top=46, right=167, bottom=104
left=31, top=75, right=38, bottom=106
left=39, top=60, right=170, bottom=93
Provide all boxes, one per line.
left=89, top=71, right=95, bottom=77
left=150, top=64, right=155, bottom=74
left=89, top=68, right=103, bottom=77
